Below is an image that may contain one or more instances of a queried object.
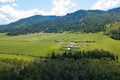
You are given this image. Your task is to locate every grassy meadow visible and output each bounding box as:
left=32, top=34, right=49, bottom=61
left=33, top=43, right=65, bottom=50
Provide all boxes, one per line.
left=0, top=32, right=120, bottom=58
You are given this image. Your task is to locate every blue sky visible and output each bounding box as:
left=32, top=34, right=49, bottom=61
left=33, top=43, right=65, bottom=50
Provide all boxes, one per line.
left=15, top=0, right=96, bottom=10
left=0, top=0, right=120, bottom=24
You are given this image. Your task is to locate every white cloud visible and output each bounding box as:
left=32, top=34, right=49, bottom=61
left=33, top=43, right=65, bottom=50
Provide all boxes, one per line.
left=51, top=0, right=77, bottom=15
left=0, top=13, right=6, bottom=18
left=0, top=0, right=77, bottom=24
left=0, top=0, right=15, bottom=3
left=0, top=18, right=11, bottom=24
left=0, top=6, right=47, bottom=24
left=92, top=0, right=120, bottom=10
left=0, top=13, right=11, bottom=24
left=0, top=5, right=48, bottom=24
left=12, top=3, right=18, bottom=7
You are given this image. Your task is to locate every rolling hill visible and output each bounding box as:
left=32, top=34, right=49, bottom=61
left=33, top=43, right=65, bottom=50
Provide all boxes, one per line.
left=0, top=7, right=120, bottom=38
left=0, top=15, right=59, bottom=33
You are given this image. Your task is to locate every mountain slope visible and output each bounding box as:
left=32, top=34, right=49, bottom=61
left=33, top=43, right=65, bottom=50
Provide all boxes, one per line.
left=105, top=22, right=120, bottom=40
left=0, top=15, right=59, bottom=34
left=7, top=15, right=58, bottom=28
left=1, top=7, right=120, bottom=36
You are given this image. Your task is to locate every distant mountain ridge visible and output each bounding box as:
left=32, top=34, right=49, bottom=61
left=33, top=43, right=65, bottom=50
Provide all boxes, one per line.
left=0, top=15, right=59, bottom=32
left=0, top=7, right=120, bottom=36
left=7, top=15, right=58, bottom=28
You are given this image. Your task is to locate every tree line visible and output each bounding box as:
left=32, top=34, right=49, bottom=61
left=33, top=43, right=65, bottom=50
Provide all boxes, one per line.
left=0, top=49, right=120, bottom=80
left=51, top=49, right=118, bottom=60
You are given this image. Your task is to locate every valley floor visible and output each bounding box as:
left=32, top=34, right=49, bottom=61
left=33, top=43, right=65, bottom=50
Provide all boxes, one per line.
left=0, top=32, right=120, bottom=58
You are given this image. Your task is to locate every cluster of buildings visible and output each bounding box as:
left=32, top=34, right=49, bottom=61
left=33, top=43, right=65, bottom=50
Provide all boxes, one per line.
left=67, top=42, right=79, bottom=51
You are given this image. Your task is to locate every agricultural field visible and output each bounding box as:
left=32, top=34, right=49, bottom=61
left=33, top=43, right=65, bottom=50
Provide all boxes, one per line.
left=0, top=32, right=120, bottom=57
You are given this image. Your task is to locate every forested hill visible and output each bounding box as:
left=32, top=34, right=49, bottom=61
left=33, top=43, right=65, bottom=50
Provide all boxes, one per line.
left=0, top=15, right=59, bottom=33
left=105, top=22, right=120, bottom=40
left=1, top=7, right=120, bottom=35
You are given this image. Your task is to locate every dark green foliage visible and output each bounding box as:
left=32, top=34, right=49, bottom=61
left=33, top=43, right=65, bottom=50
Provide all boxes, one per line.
left=20, top=59, right=120, bottom=80
left=0, top=15, right=58, bottom=35
left=0, top=50, right=119, bottom=80
left=51, top=51, right=56, bottom=59
left=105, top=22, right=120, bottom=40
left=51, top=49, right=118, bottom=60
left=0, top=58, right=27, bottom=80
left=1, top=7, right=120, bottom=36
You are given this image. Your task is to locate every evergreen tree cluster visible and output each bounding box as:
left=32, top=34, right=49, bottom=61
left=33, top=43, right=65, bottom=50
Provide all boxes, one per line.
left=0, top=50, right=119, bottom=80
left=51, top=49, right=118, bottom=60
left=20, top=59, right=120, bottom=80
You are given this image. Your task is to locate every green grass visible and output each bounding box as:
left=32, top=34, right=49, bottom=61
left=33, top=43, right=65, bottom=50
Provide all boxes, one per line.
left=0, top=32, right=120, bottom=57
left=0, top=53, right=33, bottom=61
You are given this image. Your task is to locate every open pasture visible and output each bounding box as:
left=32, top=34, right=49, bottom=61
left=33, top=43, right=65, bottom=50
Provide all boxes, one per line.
left=0, top=32, right=120, bottom=56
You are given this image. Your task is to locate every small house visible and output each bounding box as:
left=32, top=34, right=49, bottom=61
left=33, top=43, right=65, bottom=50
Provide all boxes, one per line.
left=70, top=42, right=78, bottom=46
left=67, top=48, right=71, bottom=51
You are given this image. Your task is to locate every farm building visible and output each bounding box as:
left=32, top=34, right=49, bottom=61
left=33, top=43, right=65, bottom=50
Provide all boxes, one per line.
left=67, top=48, right=71, bottom=51
left=66, top=42, right=79, bottom=51
left=70, top=42, right=78, bottom=46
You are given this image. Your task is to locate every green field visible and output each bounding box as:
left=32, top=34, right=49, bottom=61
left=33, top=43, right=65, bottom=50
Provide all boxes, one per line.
left=0, top=32, right=120, bottom=57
